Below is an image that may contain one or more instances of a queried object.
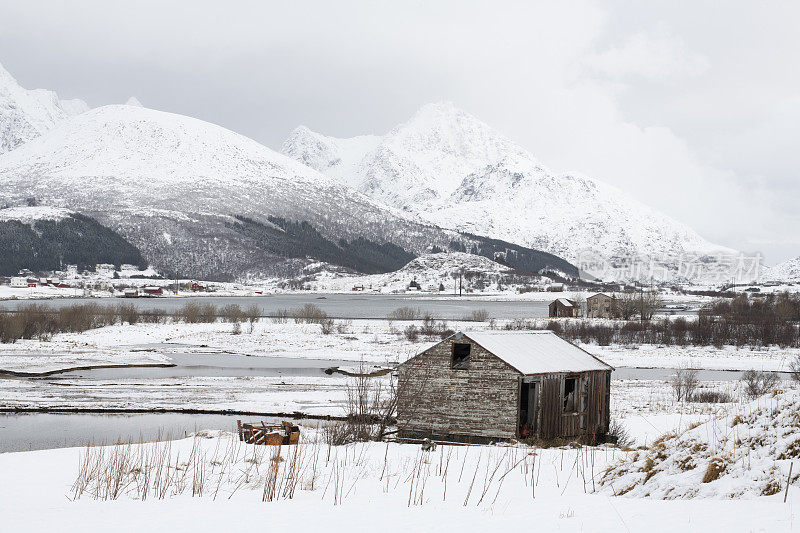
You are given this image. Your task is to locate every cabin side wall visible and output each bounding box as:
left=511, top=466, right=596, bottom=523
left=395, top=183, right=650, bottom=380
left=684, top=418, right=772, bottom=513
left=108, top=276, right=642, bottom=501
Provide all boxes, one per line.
left=537, top=369, right=611, bottom=440
left=397, top=338, right=520, bottom=441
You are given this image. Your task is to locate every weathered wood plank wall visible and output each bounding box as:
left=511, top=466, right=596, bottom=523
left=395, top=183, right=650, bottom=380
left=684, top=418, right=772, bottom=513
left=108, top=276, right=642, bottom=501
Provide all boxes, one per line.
left=397, top=338, right=520, bottom=440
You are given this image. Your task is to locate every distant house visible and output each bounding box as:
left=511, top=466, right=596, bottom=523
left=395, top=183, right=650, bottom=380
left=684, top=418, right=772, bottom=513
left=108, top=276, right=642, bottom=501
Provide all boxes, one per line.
left=397, top=331, right=613, bottom=443
left=10, top=277, right=27, bottom=288
left=123, top=288, right=139, bottom=298
left=142, top=286, right=163, bottom=296
left=549, top=298, right=579, bottom=318
left=586, top=293, right=619, bottom=319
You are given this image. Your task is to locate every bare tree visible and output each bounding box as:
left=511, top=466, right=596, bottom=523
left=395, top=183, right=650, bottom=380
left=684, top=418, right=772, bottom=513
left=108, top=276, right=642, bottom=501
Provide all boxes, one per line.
left=741, top=369, right=780, bottom=399
left=570, top=292, right=586, bottom=317
left=616, top=292, right=639, bottom=320
left=790, top=354, right=800, bottom=385
left=639, top=290, right=664, bottom=322
left=672, top=368, right=699, bottom=402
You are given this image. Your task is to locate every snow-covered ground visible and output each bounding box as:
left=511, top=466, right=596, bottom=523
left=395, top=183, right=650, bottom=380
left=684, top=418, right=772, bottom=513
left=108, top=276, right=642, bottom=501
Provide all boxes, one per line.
left=2, top=318, right=796, bottom=372
left=601, top=388, right=800, bottom=499
left=1, top=425, right=798, bottom=532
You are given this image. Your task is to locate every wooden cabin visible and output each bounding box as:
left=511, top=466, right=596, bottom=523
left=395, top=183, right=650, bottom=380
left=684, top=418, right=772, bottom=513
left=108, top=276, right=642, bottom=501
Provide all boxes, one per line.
left=586, top=293, right=619, bottom=319
left=549, top=298, right=579, bottom=318
left=396, top=331, right=613, bottom=443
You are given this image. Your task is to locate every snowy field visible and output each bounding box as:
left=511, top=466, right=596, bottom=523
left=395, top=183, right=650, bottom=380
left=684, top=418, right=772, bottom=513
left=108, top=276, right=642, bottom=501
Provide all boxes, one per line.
left=2, top=318, right=797, bottom=373
left=1, top=423, right=798, bottom=532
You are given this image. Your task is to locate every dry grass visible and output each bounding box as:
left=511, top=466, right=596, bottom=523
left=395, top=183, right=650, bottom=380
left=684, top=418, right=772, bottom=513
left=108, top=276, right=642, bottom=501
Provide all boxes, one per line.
left=701, top=457, right=726, bottom=483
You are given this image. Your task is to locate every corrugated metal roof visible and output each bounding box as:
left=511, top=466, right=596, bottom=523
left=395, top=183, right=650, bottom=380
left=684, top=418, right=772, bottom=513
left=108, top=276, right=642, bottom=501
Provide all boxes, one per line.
left=464, top=331, right=612, bottom=374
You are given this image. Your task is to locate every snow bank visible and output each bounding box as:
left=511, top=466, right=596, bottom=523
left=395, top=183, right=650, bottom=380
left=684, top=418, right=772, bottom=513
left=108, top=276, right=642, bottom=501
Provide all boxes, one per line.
left=600, top=388, right=800, bottom=499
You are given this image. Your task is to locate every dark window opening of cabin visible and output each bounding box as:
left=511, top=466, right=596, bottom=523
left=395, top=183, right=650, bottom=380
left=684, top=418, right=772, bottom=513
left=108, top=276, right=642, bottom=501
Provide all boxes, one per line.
left=563, top=377, right=577, bottom=413
left=451, top=343, right=471, bottom=369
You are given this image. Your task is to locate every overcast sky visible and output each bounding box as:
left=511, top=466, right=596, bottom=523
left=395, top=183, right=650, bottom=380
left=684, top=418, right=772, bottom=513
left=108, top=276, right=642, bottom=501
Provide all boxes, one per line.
left=1, top=1, right=798, bottom=264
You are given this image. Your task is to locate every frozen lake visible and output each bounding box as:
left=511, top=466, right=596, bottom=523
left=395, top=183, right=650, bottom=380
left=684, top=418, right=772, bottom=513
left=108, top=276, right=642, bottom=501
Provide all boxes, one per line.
left=0, top=293, right=702, bottom=319
left=0, top=412, right=274, bottom=453
left=0, top=293, right=552, bottom=319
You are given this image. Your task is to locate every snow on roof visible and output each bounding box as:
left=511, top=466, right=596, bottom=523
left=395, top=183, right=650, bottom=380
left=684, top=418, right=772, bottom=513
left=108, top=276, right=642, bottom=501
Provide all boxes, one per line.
left=587, top=292, right=615, bottom=300
left=464, top=330, right=612, bottom=374
left=555, top=298, right=574, bottom=307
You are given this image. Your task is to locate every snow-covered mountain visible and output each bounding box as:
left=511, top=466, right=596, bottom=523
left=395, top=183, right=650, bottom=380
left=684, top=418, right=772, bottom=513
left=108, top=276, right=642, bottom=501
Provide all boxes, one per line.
left=0, top=101, right=575, bottom=280
left=0, top=62, right=88, bottom=153
left=764, top=257, right=800, bottom=282
left=282, top=102, right=744, bottom=283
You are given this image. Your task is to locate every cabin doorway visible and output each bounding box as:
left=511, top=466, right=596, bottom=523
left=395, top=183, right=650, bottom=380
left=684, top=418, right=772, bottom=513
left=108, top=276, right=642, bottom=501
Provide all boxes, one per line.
left=519, top=381, right=539, bottom=439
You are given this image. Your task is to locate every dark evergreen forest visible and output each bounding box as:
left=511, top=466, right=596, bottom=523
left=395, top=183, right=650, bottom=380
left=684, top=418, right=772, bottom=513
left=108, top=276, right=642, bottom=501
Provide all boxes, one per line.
left=0, top=214, right=147, bottom=275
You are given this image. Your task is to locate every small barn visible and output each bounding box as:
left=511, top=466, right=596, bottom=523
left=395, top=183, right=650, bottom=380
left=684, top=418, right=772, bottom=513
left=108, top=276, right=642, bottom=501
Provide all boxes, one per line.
left=586, top=293, right=619, bottom=319
left=549, top=298, right=579, bottom=318
left=396, top=331, right=613, bottom=443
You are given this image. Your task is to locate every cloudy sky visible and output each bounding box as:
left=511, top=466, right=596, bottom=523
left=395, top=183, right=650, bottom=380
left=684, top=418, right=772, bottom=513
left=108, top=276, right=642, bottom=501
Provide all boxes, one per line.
left=1, top=1, right=798, bottom=264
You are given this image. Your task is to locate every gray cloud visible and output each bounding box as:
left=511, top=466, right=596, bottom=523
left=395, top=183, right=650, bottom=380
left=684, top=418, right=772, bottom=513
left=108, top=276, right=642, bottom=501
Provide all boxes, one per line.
left=0, top=0, right=797, bottom=264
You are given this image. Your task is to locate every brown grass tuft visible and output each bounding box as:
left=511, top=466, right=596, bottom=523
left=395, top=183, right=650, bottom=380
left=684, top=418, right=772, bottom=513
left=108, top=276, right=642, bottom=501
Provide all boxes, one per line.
left=702, top=457, right=726, bottom=483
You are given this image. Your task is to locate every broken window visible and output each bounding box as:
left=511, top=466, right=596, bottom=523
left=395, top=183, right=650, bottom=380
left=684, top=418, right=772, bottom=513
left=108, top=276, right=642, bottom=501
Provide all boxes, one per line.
left=563, top=377, right=577, bottom=413
left=451, top=343, right=471, bottom=370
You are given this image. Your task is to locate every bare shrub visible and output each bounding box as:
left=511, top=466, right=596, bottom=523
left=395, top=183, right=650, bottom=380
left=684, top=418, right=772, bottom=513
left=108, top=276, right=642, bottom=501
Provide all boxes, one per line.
left=271, top=308, right=290, bottom=324
left=503, top=319, right=536, bottom=330
left=335, top=371, right=398, bottom=443
left=790, top=354, right=800, bottom=385
left=387, top=306, right=420, bottom=320
left=245, top=305, right=260, bottom=333
left=231, top=322, right=242, bottom=335
left=404, top=325, right=419, bottom=342
left=672, top=368, right=699, bottom=402
left=320, top=318, right=335, bottom=335
left=463, top=309, right=489, bottom=322
left=291, top=304, right=328, bottom=324
left=322, top=421, right=360, bottom=446
left=178, top=302, right=202, bottom=323
left=607, top=419, right=634, bottom=448
left=0, top=312, right=24, bottom=343
left=198, top=303, right=217, bottom=323
left=220, top=304, right=244, bottom=323
left=140, top=308, right=168, bottom=323
left=741, top=369, right=780, bottom=399
left=116, top=303, right=140, bottom=325
left=690, top=390, right=732, bottom=403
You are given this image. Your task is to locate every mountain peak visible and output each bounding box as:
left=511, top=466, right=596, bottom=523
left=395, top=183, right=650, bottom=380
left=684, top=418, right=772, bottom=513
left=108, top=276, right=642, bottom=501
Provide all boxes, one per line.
left=0, top=61, right=89, bottom=154
left=281, top=103, right=743, bottom=282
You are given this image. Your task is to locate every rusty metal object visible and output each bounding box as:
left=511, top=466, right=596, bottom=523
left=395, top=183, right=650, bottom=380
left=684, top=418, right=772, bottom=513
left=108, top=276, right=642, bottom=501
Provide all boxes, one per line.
left=237, top=420, right=300, bottom=445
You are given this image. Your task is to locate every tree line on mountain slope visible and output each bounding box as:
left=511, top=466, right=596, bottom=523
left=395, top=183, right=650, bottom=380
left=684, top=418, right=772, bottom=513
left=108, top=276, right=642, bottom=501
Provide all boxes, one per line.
left=446, top=234, right=579, bottom=277
left=230, top=215, right=416, bottom=274
left=0, top=213, right=147, bottom=276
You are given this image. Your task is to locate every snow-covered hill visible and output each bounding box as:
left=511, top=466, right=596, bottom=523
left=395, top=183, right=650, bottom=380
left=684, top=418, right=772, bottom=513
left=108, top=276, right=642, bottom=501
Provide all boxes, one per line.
left=282, top=102, right=745, bottom=283
left=296, top=252, right=518, bottom=293
left=0, top=101, right=576, bottom=280
left=0, top=62, right=88, bottom=153
left=764, top=257, right=800, bottom=282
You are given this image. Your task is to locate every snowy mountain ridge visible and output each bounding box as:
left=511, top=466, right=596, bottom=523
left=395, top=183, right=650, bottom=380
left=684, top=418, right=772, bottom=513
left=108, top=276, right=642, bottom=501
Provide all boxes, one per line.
left=0, top=98, right=575, bottom=280
left=764, top=257, right=800, bottom=282
left=0, top=62, right=88, bottom=154
left=282, top=102, right=744, bottom=282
